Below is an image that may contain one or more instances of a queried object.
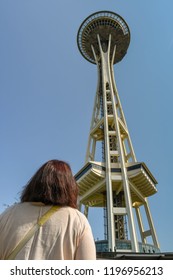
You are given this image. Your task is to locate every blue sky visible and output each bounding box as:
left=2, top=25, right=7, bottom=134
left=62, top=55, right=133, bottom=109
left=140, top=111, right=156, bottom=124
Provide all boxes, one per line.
left=0, top=0, right=173, bottom=252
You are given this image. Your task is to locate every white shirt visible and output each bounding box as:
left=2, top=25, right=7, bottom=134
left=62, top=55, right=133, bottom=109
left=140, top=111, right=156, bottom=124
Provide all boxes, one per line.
left=0, top=202, right=96, bottom=260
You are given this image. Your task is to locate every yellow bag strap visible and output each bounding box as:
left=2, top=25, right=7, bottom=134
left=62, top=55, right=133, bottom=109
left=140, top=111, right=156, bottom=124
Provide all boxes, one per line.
left=5, top=205, right=59, bottom=260
left=38, top=205, right=59, bottom=226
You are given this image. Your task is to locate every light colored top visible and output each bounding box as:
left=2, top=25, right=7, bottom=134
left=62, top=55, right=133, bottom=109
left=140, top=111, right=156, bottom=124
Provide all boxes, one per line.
left=0, top=202, right=96, bottom=260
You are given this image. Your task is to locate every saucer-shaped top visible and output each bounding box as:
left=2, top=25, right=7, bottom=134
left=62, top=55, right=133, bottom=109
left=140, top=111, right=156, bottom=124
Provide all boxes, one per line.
left=77, top=11, right=130, bottom=64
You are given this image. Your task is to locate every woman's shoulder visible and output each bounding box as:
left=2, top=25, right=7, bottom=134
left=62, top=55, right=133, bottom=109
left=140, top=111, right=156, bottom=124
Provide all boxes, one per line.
left=63, top=206, right=86, bottom=217
left=0, top=203, right=22, bottom=224
left=63, top=207, right=90, bottom=227
left=0, top=203, right=19, bottom=215
left=0, top=202, right=42, bottom=222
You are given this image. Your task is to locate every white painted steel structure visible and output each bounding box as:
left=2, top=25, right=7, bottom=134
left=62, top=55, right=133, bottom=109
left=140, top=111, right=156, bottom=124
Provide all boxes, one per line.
left=76, top=11, right=160, bottom=253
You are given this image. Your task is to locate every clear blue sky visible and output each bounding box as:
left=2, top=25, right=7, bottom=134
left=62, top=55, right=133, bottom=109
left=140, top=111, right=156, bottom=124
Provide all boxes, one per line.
left=0, top=0, right=173, bottom=252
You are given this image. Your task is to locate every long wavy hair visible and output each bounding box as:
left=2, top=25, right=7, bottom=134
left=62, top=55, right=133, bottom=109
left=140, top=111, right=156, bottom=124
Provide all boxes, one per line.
left=20, top=160, right=78, bottom=208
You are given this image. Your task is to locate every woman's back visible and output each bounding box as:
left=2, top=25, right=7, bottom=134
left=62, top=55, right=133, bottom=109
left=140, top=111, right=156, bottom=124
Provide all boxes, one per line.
left=0, top=202, right=96, bottom=260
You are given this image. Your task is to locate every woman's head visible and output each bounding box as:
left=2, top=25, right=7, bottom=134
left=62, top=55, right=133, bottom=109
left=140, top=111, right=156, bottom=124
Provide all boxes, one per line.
left=20, top=160, right=78, bottom=208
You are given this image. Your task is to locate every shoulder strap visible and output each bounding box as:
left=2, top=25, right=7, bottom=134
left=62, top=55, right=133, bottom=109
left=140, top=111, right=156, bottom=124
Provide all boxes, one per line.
left=38, top=205, right=59, bottom=226
left=5, top=205, right=59, bottom=260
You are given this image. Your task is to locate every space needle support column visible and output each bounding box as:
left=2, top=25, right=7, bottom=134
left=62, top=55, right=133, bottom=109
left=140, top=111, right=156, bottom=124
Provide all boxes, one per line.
left=144, top=201, right=160, bottom=248
left=108, top=36, right=139, bottom=252
left=91, top=37, right=116, bottom=252
left=98, top=33, right=138, bottom=252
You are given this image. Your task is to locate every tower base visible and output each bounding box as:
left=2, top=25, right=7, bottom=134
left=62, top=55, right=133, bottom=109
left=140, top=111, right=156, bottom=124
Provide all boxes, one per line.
left=95, top=239, right=160, bottom=254
left=96, top=250, right=173, bottom=260
left=75, top=161, right=160, bottom=253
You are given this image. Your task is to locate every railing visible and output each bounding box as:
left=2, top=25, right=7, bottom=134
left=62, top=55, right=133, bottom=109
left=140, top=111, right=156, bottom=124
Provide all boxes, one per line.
left=95, top=239, right=160, bottom=253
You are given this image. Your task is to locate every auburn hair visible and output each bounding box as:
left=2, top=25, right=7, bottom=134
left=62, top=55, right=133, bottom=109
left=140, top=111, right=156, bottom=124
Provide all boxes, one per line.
left=20, top=160, right=78, bottom=208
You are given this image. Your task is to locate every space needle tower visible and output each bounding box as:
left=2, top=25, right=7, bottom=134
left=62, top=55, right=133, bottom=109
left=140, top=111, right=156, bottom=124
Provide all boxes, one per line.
left=75, top=11, right=160, bottom=254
